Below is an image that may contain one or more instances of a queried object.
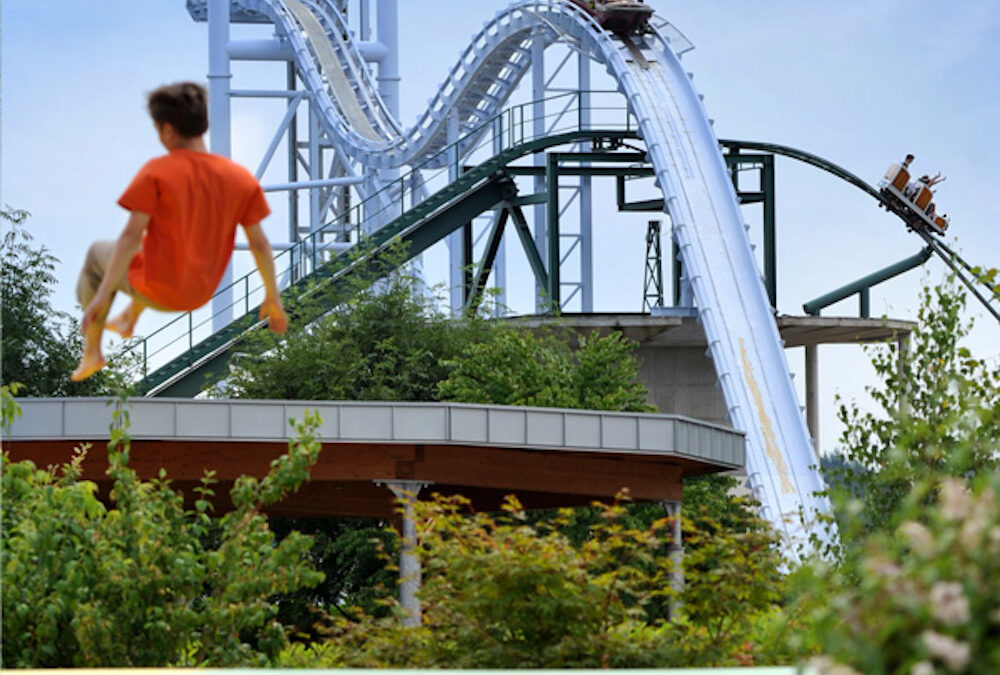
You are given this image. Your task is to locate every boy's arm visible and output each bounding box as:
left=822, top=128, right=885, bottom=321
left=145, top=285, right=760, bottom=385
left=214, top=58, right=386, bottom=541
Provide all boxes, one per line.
left=81, top=211, right=150, bottom=331
left=244, top=222, right=288, bottom=334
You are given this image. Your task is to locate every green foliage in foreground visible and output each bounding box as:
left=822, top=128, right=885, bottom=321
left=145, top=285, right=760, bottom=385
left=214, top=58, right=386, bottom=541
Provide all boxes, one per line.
left=278, top=493, right=786, bottom=668
left=219, top=257, right=657, bottom=630
left=1, top=399, right=324, bottom=667
left=828, top=276, right=1000, bottom=543
left=1, top=207, right=136, bottom=396
left=788, top=272, right=1000, bottom=674
left=801, top=474, right=1000, bottom=674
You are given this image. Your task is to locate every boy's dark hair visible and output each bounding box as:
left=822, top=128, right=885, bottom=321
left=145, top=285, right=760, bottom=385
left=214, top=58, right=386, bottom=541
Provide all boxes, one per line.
left=147, top=82, right=209, bottom=138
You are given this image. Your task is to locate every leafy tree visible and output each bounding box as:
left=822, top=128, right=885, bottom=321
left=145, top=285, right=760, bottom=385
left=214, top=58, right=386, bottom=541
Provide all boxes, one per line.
left=220, top=262, right=481, bottom=627
left=826, top=275, right=1000, bottom=541
left=437, top=326, right=654, bottom=412
left=767, top=273, right=1000, bottom=672
left=2, top=207, right=135, bottom=396
left=270, top=516, right=399, bottom=631
left=277, top=492, right=785, bottom=668
left=220, top=259, right=485, bottom=402
left=803, top=474, right=1000, bottom=674
left=1, top=402, right=325, bottom=667
left=221, top=258, right=658, bottom=633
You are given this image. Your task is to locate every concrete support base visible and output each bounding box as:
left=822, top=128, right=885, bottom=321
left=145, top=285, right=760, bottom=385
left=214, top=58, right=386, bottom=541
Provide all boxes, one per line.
left=661, top=500, right=683, bottom=620
left=379, top=479, right=432, bottom=627
left=634, top=346, right=729, bottom=427
left=804, top=344, right=819, bottom=458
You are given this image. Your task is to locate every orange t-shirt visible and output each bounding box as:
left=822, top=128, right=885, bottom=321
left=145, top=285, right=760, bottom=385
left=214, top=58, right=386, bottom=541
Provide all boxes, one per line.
left=118, top=149, right=270, bottom=311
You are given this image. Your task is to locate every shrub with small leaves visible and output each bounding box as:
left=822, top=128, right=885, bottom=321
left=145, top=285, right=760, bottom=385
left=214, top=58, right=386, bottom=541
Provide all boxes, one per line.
left=278, top=492, right=786, bottom=668
left=1, top=405, right=325, bottom=667
left=805, top=474, right=1000, bottom=674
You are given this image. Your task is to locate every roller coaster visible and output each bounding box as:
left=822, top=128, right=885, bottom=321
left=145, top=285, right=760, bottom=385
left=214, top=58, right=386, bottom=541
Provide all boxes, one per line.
left=117, top=0, right=998, bottom=555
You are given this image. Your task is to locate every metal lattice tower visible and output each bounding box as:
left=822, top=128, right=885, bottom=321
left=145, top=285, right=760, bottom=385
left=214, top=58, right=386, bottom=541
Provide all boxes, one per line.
left=643, top=219, right=664, bottom=311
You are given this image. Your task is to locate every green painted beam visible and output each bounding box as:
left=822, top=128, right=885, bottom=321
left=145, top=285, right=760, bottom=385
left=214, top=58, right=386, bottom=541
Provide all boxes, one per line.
left=508, top=192, right=548, bottom=206
left=506, top=203, right=549, bottom=292
left=465, top=208, right=509, bottom=313
left=503, top=166, right=653, bottom=177
left=762, top=154, right=776, bottom=307
left=803, top=247, right=933, bottom=316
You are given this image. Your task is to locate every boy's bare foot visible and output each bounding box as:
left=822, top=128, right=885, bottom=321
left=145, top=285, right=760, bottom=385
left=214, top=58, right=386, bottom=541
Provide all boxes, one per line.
left=106, top=310, right=137, bottom=338
left=71, top=352, right=107, bottom=381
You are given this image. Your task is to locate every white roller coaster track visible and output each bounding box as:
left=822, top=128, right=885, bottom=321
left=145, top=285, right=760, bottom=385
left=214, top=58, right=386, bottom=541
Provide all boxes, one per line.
left=197, top=0, right=834, bottom=554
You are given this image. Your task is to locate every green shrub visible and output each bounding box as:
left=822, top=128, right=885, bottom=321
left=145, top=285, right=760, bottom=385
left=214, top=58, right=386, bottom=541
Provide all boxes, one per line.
left=1, top=403, right=324, bottom=667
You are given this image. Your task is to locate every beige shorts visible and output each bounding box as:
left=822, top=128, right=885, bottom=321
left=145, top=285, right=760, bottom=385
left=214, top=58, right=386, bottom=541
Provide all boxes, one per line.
left=76, top=240, right=163, bottom=309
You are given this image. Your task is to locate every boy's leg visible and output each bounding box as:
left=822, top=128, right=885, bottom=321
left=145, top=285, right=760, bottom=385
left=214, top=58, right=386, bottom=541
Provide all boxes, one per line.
left=106, top=298, right=149, bottom=338
left=72, top=241, right=116, bottom=380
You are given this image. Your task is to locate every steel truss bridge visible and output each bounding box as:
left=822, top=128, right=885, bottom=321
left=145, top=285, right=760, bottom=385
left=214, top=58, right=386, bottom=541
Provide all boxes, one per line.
left=116, top=0, right=998, bottom=555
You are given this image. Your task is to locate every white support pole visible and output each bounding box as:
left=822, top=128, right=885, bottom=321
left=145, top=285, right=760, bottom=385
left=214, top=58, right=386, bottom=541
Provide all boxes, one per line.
left=380, top=480, right=431, bottom=628
left=446, top=112, right=464, bottom=313
left=208, top=0, right=234, bottom=330
left=492, top=117, right=507, bottom=315
left=308, top=103, right=322, bottom=234
left=578, top=53, right=593, bottom=313
left=375, top=0, right=399, bottom=119
left=531, top=28, right=547, bottom=312
left=359, top=0, right=372, bottom=42
left=898, top=332, right=911, bottom=416
left=375, top=0, right=400, bottom=229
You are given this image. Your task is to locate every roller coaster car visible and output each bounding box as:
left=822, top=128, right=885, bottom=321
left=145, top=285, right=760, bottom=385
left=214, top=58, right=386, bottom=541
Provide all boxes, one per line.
left=569, top=0, right=654, bottom=35
left=878, top=163, right=949, bottom=235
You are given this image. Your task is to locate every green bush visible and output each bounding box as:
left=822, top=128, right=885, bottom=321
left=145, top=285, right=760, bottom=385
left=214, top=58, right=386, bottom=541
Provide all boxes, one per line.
left=805, top=475, right=1000, bottom=674
left=277, top=492, right=786, bottom=668
left=1, top=401, right=324, bottom=667
left=438, top=327, right=654, bottom=412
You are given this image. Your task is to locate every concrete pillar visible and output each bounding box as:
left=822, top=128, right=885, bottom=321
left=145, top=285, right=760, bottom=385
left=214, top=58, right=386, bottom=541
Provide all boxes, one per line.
left=380, top=480, right=431, bottom=627
left=661, top=500, right=683, bottom=620
left=804, top=343, right=819, bottom=458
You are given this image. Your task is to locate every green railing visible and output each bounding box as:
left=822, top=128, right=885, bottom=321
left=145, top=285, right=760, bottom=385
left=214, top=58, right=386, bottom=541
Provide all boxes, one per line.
left=130, top=90, right=635, bottom=389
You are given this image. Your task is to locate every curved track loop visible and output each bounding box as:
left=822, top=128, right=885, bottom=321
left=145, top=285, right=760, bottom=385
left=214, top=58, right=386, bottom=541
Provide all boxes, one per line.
left=188, top=0, right=834, bottom=552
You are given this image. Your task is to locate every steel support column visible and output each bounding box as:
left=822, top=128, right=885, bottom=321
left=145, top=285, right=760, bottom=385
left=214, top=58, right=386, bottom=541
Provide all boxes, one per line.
left=643, top=220, right=664, bottom=311
left=546, top=152, right=561, bottom=310
left=286, top=64, right=300, bottom=245
left=208, top=0, right=234, bottom=330
left=447, top=113, right=464, bottom=312
left=375, top=0, right=399, bottom=119
left=898, top=333, right=911, bottom=416
left=308, top=103, right=322, bottom=236
left=492, top=116, right=508, bottom=314
left=531, top=28, right=547, bottom=312
left=762, top=155, right=776, bottom=307
left=578, top=57, right=593, bottom=312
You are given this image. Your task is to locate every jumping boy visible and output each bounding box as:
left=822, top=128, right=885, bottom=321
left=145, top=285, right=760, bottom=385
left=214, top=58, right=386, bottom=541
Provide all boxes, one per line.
left=72, top=82, right=287, bottom=381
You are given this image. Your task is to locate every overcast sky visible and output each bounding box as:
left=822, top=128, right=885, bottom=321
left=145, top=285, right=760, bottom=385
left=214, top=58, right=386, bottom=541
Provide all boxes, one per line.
left=3, top=1, right=998, bottom=450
